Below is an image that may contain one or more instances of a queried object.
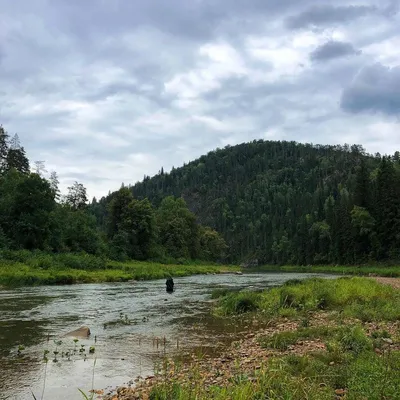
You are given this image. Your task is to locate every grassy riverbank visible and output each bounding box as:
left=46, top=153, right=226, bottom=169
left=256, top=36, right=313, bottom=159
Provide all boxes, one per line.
left=107, top=277, right=400, bottom=400
left=246, top=264, right=400, bottom=277
left=0, top=250, right=238, bottom=287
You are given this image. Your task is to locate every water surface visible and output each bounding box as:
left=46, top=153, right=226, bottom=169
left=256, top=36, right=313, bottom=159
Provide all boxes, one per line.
left=0, top=272, right=335, bottom=399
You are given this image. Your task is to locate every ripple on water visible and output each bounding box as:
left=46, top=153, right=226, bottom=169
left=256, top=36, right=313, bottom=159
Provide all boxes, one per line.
left=0, top=272, right=337, bottom=399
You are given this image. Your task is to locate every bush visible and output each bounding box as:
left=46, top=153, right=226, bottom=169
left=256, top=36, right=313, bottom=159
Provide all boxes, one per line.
left=218, top=291, right=261, bottom=315
left=0, top=249, right=32, bottom=263
left=54, top=253, right=107, bottom=270
left=27, top=253, right=54, bottom=270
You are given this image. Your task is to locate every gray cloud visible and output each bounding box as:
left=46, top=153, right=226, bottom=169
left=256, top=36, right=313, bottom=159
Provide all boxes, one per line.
left=341, top=63, right=400, bottom=116
left=310, top=40, right=361, bottom=62
left=0, top=0, right=400, bottom=198
left=286, top=5, right=378, bottom=29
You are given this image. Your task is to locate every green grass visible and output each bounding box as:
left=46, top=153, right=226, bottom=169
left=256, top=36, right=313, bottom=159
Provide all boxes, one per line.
left=248, top=264, right=400, bottom=277
left=216, top=291, right=262, bottom=315
left=0, top=250, right=238, bottom=287
left=149, top=349, right=400, bottom=400
left=260, top=325, right=373, bottom=355
left=215, top=276, right=400, bottom=322
left=148, top=277, right=400, bottom=400
left=260, top=325, right=334, bottom=350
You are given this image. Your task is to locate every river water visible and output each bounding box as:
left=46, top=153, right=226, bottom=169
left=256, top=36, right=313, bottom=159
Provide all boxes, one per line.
left=0, top=272, right=334, bottom=400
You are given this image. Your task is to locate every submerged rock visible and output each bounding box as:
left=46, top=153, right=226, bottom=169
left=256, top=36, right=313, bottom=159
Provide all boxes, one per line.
left=63, top=326, right=91, bottom=338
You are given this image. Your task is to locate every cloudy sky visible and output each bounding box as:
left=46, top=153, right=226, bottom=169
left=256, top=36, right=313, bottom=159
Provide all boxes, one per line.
left=1, top=0, right=400, bottom=198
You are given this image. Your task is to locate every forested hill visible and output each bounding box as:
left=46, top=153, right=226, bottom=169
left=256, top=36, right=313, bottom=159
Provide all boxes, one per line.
left=99, top=140, right=400, bottom=265
left=3, top=119, right=399, bottom=266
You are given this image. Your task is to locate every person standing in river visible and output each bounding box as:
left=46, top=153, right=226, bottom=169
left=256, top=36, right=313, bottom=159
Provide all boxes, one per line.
left=166, top=277, right=174, bottom=292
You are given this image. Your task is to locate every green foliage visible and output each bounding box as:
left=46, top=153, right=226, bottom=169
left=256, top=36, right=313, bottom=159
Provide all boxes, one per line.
left=0, top=171, right=55, bottom=249
left=148, top=278, right=399, bottom=400
left=217, top=291, right=261, bottom=315
left=49, top=207, right=104, bottom=254
left=64, top=181, right=88, bottom=210
left=100, top=140, right=400, bottom=265
left=335, top=326, right=372, bottom=355
left=0, top=251, right=238, bottom=286
left=147, top=299, right=400, bottom=400
left=148, top=348, right=400, bottom=400
left=156, top=196, right=199, bottom=259
left=108, top=230, right=130, bottom=261
left=199, top=226, right=228, bottom=261
left=0, top=125, right=226, bottom=266
left=217, top=277, right=400, bottom=321
left=105, top=188, right=226, bottom=262
left=107, top=187, right=133, bottom=238
left=375, top=157, right=400, bottom=259
left=3, top=124, right=400, bottom=271
left=119, top=198, right=156, bottom=260
left=5, top=134, right=30, bottom=174
left=253, top=264, right=400, bottom=277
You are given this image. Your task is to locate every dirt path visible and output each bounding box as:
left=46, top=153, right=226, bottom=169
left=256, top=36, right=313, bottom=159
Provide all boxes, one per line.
left=372, top=277, right=400, bottom=289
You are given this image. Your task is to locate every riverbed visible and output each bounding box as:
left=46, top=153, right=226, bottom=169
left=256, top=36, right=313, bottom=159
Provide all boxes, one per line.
left=0, top=272, right=335, bottom=400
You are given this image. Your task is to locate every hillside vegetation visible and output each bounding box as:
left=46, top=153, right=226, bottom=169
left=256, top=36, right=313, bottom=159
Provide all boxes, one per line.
left=2, top=121, right=400, bottom=269
left=94, top=140, right=400, bottom=265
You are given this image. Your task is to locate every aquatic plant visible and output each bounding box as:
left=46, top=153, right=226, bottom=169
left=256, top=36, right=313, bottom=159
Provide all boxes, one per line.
left=52, top=340, right=62, bottom=361
left=104, top=312, right=135, bottom=328
left=78, top=358, right=97, bottom=400
left=17, top=344, right=25, bottom=356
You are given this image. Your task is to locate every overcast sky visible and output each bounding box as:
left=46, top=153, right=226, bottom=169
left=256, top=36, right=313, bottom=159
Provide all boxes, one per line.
left=1, top=0, right=400, bottom=199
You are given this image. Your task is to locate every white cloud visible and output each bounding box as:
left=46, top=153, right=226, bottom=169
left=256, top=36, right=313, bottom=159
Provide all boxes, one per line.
left=0, top=0, right=399, bottom=199
left=164, top=42, right=247, bottom=99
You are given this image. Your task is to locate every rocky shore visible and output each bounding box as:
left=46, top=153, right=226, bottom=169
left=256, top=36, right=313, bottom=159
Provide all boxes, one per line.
left=100, top=308, right=400, bottom=400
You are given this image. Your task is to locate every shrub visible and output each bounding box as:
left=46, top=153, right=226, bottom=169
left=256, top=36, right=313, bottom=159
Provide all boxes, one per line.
left=218, top=291, right=261, bottom=315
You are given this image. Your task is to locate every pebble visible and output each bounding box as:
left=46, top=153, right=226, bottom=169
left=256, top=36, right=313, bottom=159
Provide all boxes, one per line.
left=335, top=388, right=346, bottom=396
left=101, top=312, right=400, bottom=400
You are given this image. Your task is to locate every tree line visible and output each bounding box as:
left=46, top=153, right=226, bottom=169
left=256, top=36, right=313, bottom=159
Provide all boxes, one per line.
left=118, top=140, right=400, bottom=265
left=3, top=122, right=400, bottom=266
left=0, top=125, right=227, bottom=263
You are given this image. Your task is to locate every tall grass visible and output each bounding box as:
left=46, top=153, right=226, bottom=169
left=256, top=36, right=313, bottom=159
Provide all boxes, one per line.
left=249, top=264, right=400, bottom=277
left=148, top=277, right=400, bottom=400
left=0, top=250, right=238, bottom=287
left=215, top=277, right=400, bottom=321
left=149, top=350, right=400, bottom=400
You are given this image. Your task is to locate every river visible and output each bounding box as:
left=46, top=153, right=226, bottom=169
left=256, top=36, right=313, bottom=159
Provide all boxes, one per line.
left=0, top=272, right=334, bottom=400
